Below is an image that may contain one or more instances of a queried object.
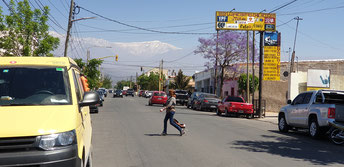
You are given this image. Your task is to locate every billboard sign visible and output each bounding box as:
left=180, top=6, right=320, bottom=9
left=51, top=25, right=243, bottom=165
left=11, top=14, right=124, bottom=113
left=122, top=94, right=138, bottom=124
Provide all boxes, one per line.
left=216, top=11, right=276, bottom=31
left=263, top=32, right=281, bottom=81
left=307, top=69, right=330, bottom=88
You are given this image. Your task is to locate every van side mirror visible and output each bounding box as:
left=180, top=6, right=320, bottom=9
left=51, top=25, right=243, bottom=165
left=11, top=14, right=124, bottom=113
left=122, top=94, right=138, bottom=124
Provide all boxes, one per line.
left=79, top=92, right=100, bottom=107
left=287, top=100, right=292, bottom=104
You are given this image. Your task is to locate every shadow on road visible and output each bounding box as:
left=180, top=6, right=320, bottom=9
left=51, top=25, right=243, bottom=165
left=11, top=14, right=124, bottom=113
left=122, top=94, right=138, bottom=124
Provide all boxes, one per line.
left=144, top=133, right=180, bottom=137
left=231, top=130, right=344, bottom=166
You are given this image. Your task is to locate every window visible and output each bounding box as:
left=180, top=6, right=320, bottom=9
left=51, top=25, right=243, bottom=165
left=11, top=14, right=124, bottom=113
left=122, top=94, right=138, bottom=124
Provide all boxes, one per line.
left=72, top=70, right=83, bottom=102
left=302, top=93, right=313, bottom=104
left=292, top=94, right=305, bottom=105
left=225, top=96, right=244, bottom=102
left=0, top=67, right=71, bottom=106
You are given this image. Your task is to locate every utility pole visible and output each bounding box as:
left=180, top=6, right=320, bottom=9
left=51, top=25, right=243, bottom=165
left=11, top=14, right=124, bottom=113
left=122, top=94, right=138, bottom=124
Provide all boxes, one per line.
left=252, top=31, right=255, bottom=105
left=246, top=31, right=250, bottom=103
left=214, top=30, right=219, bottom=95
left=258, top=31, right=264, bottom=118
left=161, top=59, right=164, bottom=91
left=64, top=0, right=74, bottom=57
left=290, top=16, right=302, bottom=73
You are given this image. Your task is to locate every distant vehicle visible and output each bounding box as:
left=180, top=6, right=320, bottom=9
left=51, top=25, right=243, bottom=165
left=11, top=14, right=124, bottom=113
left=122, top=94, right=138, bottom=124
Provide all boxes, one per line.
left=98, top=88, right=107, bottom=97
left=175, top=89, right=188, bottom=106
left=96, top=90, right=104, bottom=106
left=113, top=89, right=123, bottom=98
left=123, top=86, right=129, bottom=91
left=193, top=93, right=221, bottom=112
left=187, top=92, right=202, bottom=109
left=278, top=90, right=344, bottom=138
left=126, top=89, right=134, bottom=97
left=108, top=89, right=113, bottom=93
left=122, top=90, right=127, bottom=96
left=90, top=94, right=104, bottom=113
left=145, top=91, right=153, bottom=98
left=139, top=90, right=145, bottom=97
left=149, top=91, right=168, bottom=106
left=217, top=96, right=254, bottom=119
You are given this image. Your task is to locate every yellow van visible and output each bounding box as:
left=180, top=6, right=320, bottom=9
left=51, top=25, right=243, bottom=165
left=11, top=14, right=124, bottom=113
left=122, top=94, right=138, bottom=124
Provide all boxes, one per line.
left=0, top=57, right=99, bottom=167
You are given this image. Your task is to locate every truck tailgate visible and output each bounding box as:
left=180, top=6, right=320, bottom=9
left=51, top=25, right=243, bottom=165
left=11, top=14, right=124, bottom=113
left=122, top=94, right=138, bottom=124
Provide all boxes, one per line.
left=231, top=102, right=253, bottom=111
left=335, top=104, right=344, bottom=122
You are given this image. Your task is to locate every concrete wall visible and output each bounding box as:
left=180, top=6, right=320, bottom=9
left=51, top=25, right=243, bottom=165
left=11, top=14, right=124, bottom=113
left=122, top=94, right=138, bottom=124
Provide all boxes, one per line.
left=222, top=79, right=239, bottom=97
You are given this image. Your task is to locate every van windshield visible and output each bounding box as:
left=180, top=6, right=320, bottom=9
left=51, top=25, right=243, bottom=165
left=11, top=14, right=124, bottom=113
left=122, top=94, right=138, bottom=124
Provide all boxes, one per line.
left=0, top=67, right=72, bottom=106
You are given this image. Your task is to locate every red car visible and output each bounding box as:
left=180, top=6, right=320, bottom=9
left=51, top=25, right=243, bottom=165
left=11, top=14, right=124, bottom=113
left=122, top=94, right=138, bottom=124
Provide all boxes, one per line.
left=149, top=91, right=168, bottom=106
left=217, top=96, right=254, bottom=119
left=122, top=90, right=127, bottom=96
left=139, top=90, right=145, bottom=97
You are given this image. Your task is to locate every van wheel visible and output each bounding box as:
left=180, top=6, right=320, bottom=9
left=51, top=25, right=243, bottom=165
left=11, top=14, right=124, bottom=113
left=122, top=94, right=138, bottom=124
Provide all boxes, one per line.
left=309, top=118, right=321, bottom=138
left=278, top=114, right=289, bottom=132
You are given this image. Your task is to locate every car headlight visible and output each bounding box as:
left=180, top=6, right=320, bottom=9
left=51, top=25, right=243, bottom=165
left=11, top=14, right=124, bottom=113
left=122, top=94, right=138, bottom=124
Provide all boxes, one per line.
left=120, top=93, right=122, bottom=95
left=38, top=130, right=76, bottom=150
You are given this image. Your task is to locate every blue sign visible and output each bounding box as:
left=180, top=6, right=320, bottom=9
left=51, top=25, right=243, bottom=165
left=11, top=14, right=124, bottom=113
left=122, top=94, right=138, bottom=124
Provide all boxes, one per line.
left=264, top=32, right=278, bottom=46
left=217, top=16, right=228, bottom=22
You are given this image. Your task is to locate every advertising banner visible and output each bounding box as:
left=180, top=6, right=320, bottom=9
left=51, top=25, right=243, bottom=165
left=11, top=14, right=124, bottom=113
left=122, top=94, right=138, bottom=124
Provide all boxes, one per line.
left=307, top=69, right=330, bottom=88
left=216, top=11, right=276, bottom=31
left=263, top=32, right=281, bottom=81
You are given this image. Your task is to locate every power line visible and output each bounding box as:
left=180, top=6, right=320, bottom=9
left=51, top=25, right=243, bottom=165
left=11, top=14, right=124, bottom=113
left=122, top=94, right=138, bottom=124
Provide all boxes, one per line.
left=278, top=5, right=344, bottom=15
left=77, top=6, right=215, bottom=35
left=164, top=52, right=194, bottom=63
left=269, top=0, right=298, bottom=13
left=47, top=0, right=67, bottom=18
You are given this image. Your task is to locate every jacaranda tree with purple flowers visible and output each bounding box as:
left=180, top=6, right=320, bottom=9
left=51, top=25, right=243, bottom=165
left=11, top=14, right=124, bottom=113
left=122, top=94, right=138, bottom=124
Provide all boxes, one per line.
left=194, top=31, right=257, bottom=97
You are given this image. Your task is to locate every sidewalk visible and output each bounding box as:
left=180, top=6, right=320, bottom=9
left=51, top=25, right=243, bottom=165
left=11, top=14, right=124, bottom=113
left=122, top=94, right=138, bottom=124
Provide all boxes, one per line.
left=255, top=112, right=278, bottom=125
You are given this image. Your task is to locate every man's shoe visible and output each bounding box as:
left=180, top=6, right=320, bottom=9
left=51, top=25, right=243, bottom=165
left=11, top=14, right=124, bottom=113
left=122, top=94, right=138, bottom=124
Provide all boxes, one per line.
left=161, top=132, right=167, bottom=136
left=180, top=129, right=185, bottom=136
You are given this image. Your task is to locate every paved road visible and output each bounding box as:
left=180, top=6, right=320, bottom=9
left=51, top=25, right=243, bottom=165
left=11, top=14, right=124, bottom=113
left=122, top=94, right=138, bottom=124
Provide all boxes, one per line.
left=91, top=96, right=344, bottom=167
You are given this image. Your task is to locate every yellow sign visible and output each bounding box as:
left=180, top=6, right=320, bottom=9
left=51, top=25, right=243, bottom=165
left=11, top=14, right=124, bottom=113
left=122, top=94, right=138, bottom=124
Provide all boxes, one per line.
left=263, top=46, right=280, bottom=81
left=307, top=87, right=327, bottom=91
left=216, top=11, right=276, bottom=31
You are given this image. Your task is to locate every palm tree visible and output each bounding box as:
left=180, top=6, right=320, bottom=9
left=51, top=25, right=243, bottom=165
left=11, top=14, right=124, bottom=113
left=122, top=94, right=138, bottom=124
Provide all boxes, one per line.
left=169, top=69, right=191, bottom=90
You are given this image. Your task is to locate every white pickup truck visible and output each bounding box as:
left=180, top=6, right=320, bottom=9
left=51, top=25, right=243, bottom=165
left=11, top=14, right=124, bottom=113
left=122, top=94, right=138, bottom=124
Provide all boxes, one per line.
left=278, top=90, right=344, bottom=138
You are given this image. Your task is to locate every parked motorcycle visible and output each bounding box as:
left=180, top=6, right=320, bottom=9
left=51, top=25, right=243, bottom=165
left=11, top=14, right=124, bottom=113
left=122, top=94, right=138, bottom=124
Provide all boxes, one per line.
left=328, top=120, right=344, bottom=145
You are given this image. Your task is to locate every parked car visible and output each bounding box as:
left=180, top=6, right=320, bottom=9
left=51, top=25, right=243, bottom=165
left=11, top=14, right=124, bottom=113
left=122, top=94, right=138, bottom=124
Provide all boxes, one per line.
left=113, top=89, right=123, bottom=98
left=217, top=96, right=254, bottom=118
left=90, top=94, right=104, bottom=113
left=278, top=90, right=344, bottom=138
left=98, top=88, right=107, bottom=97
left=122, top=90, right=127, bottom=96
left=145, top=91, right=153, bottom=98
left=187, top=92, right=201, bottom=109
left=126, top=89, right=134, bottom=97
left=175, top=89, right=189, bottom=106
left=193, top=93, right=221, bottom=111
left=96, top=90, right=104, bottom=106
left=0, top=57, right=98, bottom=166
left=149, top=91, right=168, bottom=106
left=108, top=89, right=113, bottom=93
left=139, top=90, right=145, bottom=97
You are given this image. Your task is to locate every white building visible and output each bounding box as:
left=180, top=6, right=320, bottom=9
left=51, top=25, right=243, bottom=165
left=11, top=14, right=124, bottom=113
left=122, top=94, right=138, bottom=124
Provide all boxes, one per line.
left=194, top=69, right=215, bottom=93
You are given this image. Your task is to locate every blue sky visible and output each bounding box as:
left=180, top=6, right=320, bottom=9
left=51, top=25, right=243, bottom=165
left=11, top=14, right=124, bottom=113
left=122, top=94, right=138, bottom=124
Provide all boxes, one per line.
left=2, top=0, right=344, bottom=79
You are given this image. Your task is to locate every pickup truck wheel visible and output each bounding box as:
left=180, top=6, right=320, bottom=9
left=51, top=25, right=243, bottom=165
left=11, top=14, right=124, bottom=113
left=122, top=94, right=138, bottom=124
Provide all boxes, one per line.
left=246, top=114, right=253, bottom=119
left=309, top=118, right=321, bottom=138
left=278, top=115, right=289, bottom=132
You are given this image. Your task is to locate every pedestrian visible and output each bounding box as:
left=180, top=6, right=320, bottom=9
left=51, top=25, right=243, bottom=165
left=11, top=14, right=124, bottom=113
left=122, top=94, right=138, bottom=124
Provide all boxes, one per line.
left=160, top=90, right=185, bottom=136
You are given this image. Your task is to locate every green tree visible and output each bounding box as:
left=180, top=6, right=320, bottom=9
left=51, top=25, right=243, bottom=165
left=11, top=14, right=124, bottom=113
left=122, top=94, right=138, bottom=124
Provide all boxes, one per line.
left=137, top=72, right=163, bottom=90
left=169, top=69, right=191, bottom=90
left=0, top=0, right=59, bottom=57
left=74, top=58, right=103, bottom=90
left=238, top=73, right=259, bottom=97
left=102, top=75, right=112, bottom=89
left=115, top=80, right=134, bottom=90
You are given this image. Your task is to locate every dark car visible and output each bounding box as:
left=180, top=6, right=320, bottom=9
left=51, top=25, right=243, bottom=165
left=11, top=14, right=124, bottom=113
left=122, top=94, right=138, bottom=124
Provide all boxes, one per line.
left=175, top=89, right=189, bottom=106
left=113, top=89, right=123, bottom=98
left=126, top=89, right=134, bottom=97
left=98, top=88, right=107, bottom=97
left=193, top=93, right=221, bottom=111
left=187, top=92, right=201, bottom=109
left=90, top=92, right=104, bottom=113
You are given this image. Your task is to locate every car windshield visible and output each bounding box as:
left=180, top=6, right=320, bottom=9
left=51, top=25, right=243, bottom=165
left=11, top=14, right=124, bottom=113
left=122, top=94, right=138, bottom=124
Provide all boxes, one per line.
left=154, top=92, right=166, bottom=96
left=225, top=96, right=244, bottom=102
left=0, top=67, right=71, bottom=106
